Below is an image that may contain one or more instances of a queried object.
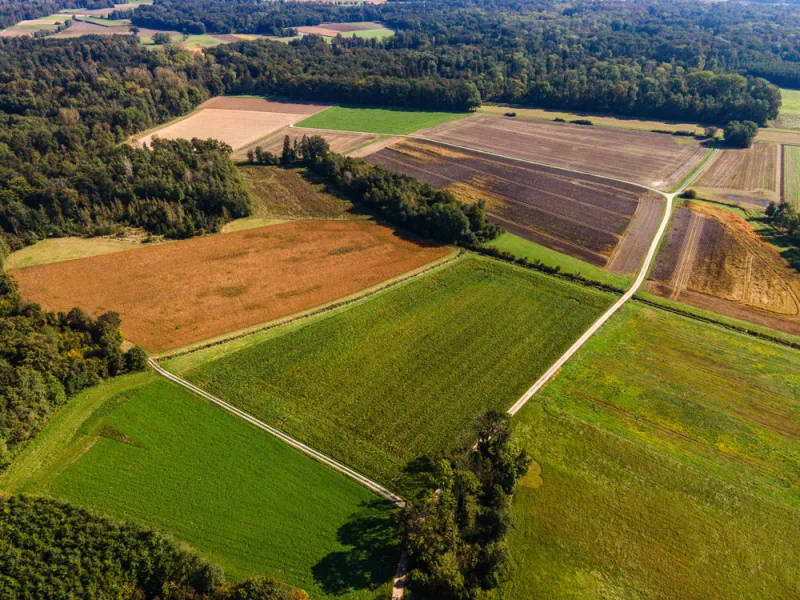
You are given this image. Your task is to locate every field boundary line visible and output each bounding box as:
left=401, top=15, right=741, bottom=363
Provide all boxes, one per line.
left=508, top=149, right=719, bottom=415
left=154, top=248, right=462, bottom=360
left=148, top=358, right=405, bottom=506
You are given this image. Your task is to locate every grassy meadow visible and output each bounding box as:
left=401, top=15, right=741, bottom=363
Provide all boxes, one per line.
left=772, top=88, right=800, bottom=129
left=2, top=374, right=398, bottom=599
left=167, top=255, right=614, bottom=486
left=784, top=145, right=800, bottom=209
left=498, top=303, right=800, bottom=599
left=296, top=106, right=468, bottom=135
left=487, top=232, right=633, bottom=289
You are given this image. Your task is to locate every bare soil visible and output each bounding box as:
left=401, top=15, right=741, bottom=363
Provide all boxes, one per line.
left=648, top=201, right=800, bottom=333
left=418, top=114, right=707, bottom=189
left=198, top=97, right=325, bottom=115
left=12, top=221, right=447, bottom=352
left=367, top=139, right=652, bottom=268
left=606, top=193, right=665, bottom=274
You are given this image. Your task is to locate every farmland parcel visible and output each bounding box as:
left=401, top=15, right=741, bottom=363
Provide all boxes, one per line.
left=418, top=114, right=708, bottom=189
left=500, top=303, right=800, bottom=599
left=784, top=145, right=800, bottom=209
left=296, top=106, right=468, bottom=135
left=692, top=142, right=781, bottom=205
left=134, top=97, right=325, bottom=151
left=648, top=200, right=800, bottom=334
left=366, top=139, right=663, bottom=273
left=12, top=221, right=448, bottom=353
left=166, top=256, right=615, bottom=486
left=1, top=373, right=398, bottom=599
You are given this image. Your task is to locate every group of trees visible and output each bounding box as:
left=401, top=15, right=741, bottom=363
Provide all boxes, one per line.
left=0, top=495, right=305, bottom=599
left=399, top=411, right=531, bottom=599
left=766, top=202, right=800, bottom=244
left=0, top=36, right=251, bottom=250
left=724, top=120, right=759, bottom=148
left=247, top=135, right=500, bottom=245
left=0, top=0, right=112, bottom=30
left=0, top=252, right=146, bottom=469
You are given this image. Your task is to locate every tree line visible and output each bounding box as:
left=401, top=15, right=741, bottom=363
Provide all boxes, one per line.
left=766, top=203, right=800, bottom=246
left=0, top=495, right=305, bottom=599
left=399, top=411, right=531, bottom=599
left=247, top=135, right=500, bottom=245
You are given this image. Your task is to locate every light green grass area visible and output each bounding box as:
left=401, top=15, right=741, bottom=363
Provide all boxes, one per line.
left=140, top=33, right=225, bottom=49
left=498, top=303, right=800, bottom=599
left=296, top=106, right=469, bottom=135
left=487, top=232, right=632, bottom=289
left=168, top=255, right=614, bottom=486
left=8, top=14, right=68, bottom=32
left=772, top=88, right=800, bottom=130
left=785, top=145, right=800, bottom=209
left=5, top=236, right=145, bottom=269
left=2, top=373, right=397, bottom=598
left=350, top=27, right=394, bottom=39
left=76, top=15, right=129, bottom=27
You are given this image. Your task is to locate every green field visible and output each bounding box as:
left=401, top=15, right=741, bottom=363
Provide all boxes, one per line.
left=1, top=373, right=398, bottom=599
left=351, top=27, right=394, bottom=39
left=487, top=232, right=633, bottom=289
left=166, top=255, right=614, bottom=486
left=772, top=88, right=800, bottom=129
left=785, top=145, right=800, bottom=209
left=296, top=106, right=469, bottom=135
left=498, top=303, right=800, bottom=599
left=76, top=15, right=129, bottom=27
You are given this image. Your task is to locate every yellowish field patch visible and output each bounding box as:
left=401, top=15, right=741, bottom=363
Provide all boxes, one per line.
left=134, top=108, right=315, bottom=151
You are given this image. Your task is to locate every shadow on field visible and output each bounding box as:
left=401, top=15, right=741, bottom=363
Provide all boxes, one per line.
left=312, top=499, right=401, bottom=595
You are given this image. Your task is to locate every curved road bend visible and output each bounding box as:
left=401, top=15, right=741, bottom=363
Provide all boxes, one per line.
left=508, top=149, right=719, bottom=415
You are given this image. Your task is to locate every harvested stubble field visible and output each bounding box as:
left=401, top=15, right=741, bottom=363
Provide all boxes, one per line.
left=784, top=145, right=800, bottom=209
left=12, top=220, right=448, bottom=353
left=693, top=142, right=780, bottom=204
left=648, top=201, right=800, bottom=333
left=1, top=373, right=398, bottom=599
left=134, top=97, right=325, bottom=151
left=366, top=139, right=661, bottom=272
left=418, top=114, right=708, bottom=189
left=500, top=303, right=800, bottom=599
left=233, top=126, right=378, bottom=160
left=166, top=255, right=615, bottom=486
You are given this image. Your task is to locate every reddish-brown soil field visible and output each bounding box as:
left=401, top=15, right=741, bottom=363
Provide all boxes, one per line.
left=198, top=97, right=325, bottom=115
left=648, top=202, right=800, bottom=334
left=233, top=126, right=377, bottom=159
left=693, top=142, right=780, bottom=204
left=418, top=114, right=708, bottom=189
left=322, top=22, right=383, bottom=32
left=367, top=139, right=652, bottom=270
left=12, top=221, right=448, bottom=352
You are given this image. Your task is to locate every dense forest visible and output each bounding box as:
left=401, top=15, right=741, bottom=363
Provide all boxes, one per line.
left=0, top=36, right=249, bottom=250
left=0, top=495, right=301, bottom=599
left=131, top=0, right=785, bottom=124
left=248, top=135, right=500, bottom=245
left=0, top=252, right=146, bottom=469
left=399, top=411, right=531, bottom=599
left=0, top=0, right=113, bottom=30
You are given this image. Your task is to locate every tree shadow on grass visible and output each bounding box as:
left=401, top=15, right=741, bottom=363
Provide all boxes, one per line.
left=312, top=498, right=401, bottom=596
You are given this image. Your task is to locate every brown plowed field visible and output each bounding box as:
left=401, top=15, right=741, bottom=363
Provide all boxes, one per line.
left=367, top=139, right=651, bottom=268
left=605, top=193, right=665, bottom=274
left=418, top=114, right=707, bottom=189
left=647, top=202, right=800, bottom=334
left=53, top=21, right=131, bottom=36
left=693, top=143, right=780, bottom=204
left=12, top=221, right=447, bottom=352
left=232, top=126, right=377, bottom=160
left=134, top=100, right=325, bottom=151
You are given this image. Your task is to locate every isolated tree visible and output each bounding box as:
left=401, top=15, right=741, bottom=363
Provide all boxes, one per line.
left=152, top=32, right=172, bottom=45
left=724, top=120, right=759, bottom=148
left=281, top=135, right=295, bottom=165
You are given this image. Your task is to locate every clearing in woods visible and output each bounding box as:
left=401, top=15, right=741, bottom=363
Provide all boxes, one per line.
left=647, top=200, right=800, bottom=334
left=692, top=142, right=781, bottom=205
left=296, top=22, right=394, bottom=39
left=0, top=373, right=398, bottom=599
left=295, top=106, right=469, bottom=135
left=784, top=145, right=800, bottom=209
left=366, top=138, right=663, bottom=273
left=500, top=303, right=800, bottom=600
left=133, top=97, right=325, bottom=150
left=164, top=255, right=615, bottom=487
left=417, top=114, right=709, bottom=189
left=11, top=220, right=448, bottom=353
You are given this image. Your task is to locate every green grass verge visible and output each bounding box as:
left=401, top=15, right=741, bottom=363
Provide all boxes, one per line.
left=3, top=373, right=398, bottom=598
left=76, top=15, right=129, bottom=26
left=499, top=302, right=800, bottom=599
left=668, top=147, right=716, bottom=193
left=168, top=255, right=614, bottom=487
left=486, top=232, right=633, bottom=289
left=295, top=106, right=469, bottom=135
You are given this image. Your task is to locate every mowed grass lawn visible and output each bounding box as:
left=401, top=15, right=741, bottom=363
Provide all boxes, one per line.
left=3, top=374, right=398, bottom=599
left=169, top=255, right=615, bottom=486
left=499, top=303, right=800, bottom=599
left=295, top=106, right=469, bottom=135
